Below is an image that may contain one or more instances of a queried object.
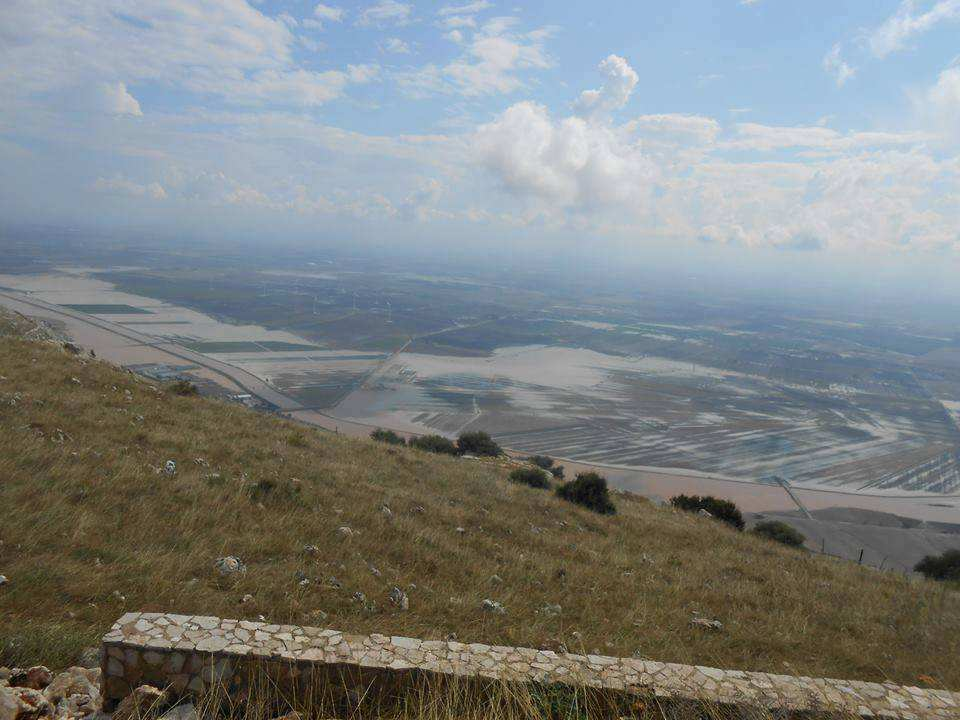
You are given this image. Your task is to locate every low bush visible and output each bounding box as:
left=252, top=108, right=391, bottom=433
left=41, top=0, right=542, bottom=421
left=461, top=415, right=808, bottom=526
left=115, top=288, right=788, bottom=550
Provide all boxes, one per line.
left=371, top=428, right=406, bottom=446
left=169, top=379, right=199, bottom=396
left=457, top=430, right=502, bottom=456
left=556, top=472, right=616, bottom=514
left=670, top=494, right=744, bottom=530
left=528, top=455, right=565, bottom=479
left=245, top=477, right=302, bottom=504
left=915, top=549, right=960, bottom=582
left=753, top=520, right=805, bottom=547
left=409, top=434, right=459, bottom=455
left=509, top=466, right=551, bottom=489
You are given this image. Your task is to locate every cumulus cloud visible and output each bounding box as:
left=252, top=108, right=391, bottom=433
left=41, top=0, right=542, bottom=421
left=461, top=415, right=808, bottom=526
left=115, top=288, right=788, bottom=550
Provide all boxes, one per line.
left=383, top=37, right=411, bottom=54
left=357, top=1, right=412, bottom=27
left=866, top=0, right=960, bottom=58
left=922, top=64, right=960, bottom=138
left=98, top=81, right=143, bottom=116
left=314, top=4, right=345, bottom=23
left=438, top=1, right=493, bottom=15
left=574, top=55, right=638, bottom=115
left=823, top=44, right=856, bottom=87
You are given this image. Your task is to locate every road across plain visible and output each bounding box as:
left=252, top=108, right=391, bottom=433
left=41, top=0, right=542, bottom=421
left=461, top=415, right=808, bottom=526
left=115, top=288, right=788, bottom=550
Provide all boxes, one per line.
left=3, top=289, right=959, bottom=521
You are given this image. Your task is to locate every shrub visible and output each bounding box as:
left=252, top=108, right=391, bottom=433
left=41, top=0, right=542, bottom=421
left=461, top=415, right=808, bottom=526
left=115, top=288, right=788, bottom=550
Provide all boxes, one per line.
left=753, top=520, right=805, bottom=547
left=915, top=549, right=960, bottom=582
left=670, top=494, right=744, bottom=530
left=286, top=432, right=308, bottom=448
left=509, top=466, right=551, bottom=489
left=409, top=434, right=459, bottom=455
left=528, top=455, right=555, bottom=470
left=528, top=455, right=565, bottom=479
left=169, top=379, right=198, bottom=396
left=245, top=477, right=302, bottom=504
left=556, top=472, right=616, bottom=514
left=457, top=430, right=502, bottom=456
left=371, top=428, right=406, bottom=446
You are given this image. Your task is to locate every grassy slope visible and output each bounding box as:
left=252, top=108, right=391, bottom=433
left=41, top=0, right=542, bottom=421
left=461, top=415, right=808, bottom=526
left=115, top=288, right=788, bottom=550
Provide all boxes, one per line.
left=0, top=312, right=958, bottom=689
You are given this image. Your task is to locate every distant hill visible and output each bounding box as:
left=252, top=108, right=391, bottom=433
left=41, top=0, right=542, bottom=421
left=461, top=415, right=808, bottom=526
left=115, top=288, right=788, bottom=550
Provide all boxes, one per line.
left=1, top=308, right=958, bottom=689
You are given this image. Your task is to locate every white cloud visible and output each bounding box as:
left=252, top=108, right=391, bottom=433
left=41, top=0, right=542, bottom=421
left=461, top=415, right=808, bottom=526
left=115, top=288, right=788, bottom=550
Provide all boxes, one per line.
left=823, top=44, right=856, bottom=87
left=442, top=18, right=554, bottom=96
left=574, top=55, right=638, bottom=115
left=866, top=0, right=960, bottom=58
left=98, top=82, right=143, bottom=116
left=314, top=4, right=345, bottom=23
left=383, top=37, right=411, bottom=54
left=922, top=64, right=960, bottom=138
left=438, top=1, right=493, bottom=15
left=93, top=175, right=166, bottom=199
left=444, top=30, right=464, bottom=43
left=357, top=1, right=412, bottom=27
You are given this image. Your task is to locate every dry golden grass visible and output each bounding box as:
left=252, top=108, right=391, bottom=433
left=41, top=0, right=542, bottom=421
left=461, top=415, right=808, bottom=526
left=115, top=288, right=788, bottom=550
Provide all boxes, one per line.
left=1, top=311, right=959, bottom=690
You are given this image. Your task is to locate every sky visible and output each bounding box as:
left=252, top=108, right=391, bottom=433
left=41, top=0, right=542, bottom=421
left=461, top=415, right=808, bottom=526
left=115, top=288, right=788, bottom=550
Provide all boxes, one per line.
left=0, top=0, right=959, bottom=266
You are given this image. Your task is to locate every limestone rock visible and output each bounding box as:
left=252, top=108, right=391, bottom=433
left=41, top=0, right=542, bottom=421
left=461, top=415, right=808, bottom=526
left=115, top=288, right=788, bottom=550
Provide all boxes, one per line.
left=0, top=686, right=52, bottom=720
left=214, top=556, right=246, bottom=576
left=388, top=586, right=409, bottom=610
left=481, top=599, right=505, bottom=614
left=690, top=616, right=723, bottom=631
left=539, top=603, right=562, bottom=617
left=9, top=669, right=52, bottom=691
left=159, top=703, right=196, bottom=720
left=43, top=668, right=99, bottom=705
left=112, top=686, right=167, bottom=720
left=163, top=460, right=176, bottom=476
left=0, top=576, right=7, bottom=587
left=336, top=526, right=354, bottom=539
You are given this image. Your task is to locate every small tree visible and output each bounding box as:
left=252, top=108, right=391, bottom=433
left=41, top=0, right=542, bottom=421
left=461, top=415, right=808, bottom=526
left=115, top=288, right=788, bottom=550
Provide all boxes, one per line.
left=509, top=466, right=551, bottom=489
left=169, top=379, right=198, bottom=396
left=371, top=428, right=406, bottom=446
left=753, top=520, right=805, bottom=547
left=670, top=494, right=745, bottom=530
left=457, top=430, right=502, bottom=456
left=556, top=472, right=616, bottom=514
left=915, top=549, right=960, bottom=582
left=550, top=465, right=565, bottom=480
left=409, top=434, right=459, bottom=456
left=528, top=455, right=555, bottom=470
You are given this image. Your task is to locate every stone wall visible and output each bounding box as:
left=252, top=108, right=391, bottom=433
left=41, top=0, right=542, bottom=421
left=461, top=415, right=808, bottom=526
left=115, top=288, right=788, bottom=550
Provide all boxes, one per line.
left=101, top=613, right=959, bottom=718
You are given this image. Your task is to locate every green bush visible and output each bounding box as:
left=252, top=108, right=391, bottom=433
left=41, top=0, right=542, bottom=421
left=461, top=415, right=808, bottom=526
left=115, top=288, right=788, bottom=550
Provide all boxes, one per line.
left=915, top=549, right=960, bottom=581
left=556, top=472, right=616, bottom=514
left=528, top=455, right=564, bottom=479
left=670, top=494, right=745, bottom=530
left=409, top=434, right=459, bottom=455
left=509, top=466, right=551, bottom=489
left=169, top=379, right=198, bottom=396
left=456, top=430, right=502, bottom=456
left=370, top=428, right=406, bottom=445
left=753, top=520, right=805, bottom=547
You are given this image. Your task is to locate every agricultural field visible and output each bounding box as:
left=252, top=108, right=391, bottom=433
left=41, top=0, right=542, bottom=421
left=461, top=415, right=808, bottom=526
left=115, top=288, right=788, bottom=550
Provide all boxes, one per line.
left=2, top=237, right=960, bottom=501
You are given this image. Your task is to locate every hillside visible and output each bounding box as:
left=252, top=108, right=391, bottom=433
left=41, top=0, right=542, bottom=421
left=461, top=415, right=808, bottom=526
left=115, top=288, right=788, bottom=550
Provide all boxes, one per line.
left=1, top=310, right=958, bottom=690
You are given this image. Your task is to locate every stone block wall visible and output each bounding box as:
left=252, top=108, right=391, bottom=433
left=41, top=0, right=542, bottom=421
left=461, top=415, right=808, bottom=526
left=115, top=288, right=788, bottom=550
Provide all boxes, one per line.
left=101, top=613, right=959, bottom=718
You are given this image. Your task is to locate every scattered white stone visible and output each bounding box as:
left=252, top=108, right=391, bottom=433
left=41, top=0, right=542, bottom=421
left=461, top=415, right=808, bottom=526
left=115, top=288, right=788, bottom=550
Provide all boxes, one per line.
left=380, top=504, right=393, bottom=518
left=302, top=544, right=320, bottom=556
left=369, top=565, right=381, bottom=578
left=298, top=578, right=311, bottom=588
left=481, top=599, right=505, bottom=614
left=112, top=590, right=126, bottom=603
left=337, top=526, right=354, bottom=539
left=540, top=603, right=562, bottom=617
left=489, top=574, right=503, bottom=585
left=352, top=591, right=366, bottom=604
left=388, top=586, right=409, bottom=611
left=455, top=527, right=466, bottom=534
left=690, top=616, right=723, bottom=631
left=698, top=509, right=713, bottom=519
left=0, top=575, right=7, bottom=587
left=70, top=377, right=81, bottom=385
left=214, top=556, right=246, bottom=576
left=240, top=594, right=255, bottom=604
left=164, top=460, right=177, bottom=476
